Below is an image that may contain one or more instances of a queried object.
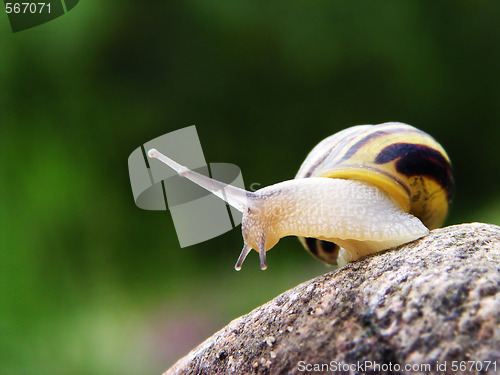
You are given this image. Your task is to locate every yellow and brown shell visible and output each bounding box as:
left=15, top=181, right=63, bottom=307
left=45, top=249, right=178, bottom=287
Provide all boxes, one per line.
left=295, top=122, right=454, bottom=265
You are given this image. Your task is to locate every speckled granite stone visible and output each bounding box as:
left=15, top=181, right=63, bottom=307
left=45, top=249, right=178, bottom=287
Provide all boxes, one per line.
left=165, top=223, right=500, bottom=375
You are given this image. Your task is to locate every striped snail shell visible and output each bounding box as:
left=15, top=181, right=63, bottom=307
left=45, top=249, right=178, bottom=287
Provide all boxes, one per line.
left=295, top=122, right=453, bottom=266
left=147, top=122, right=453, bottom=270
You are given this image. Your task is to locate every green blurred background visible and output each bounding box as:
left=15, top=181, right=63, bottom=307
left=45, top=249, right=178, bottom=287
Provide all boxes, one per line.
left=2, top=1, right=500, bottom=374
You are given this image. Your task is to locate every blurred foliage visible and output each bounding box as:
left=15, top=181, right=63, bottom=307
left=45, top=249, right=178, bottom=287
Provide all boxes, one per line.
left=1, top=1, right=500, bottom=374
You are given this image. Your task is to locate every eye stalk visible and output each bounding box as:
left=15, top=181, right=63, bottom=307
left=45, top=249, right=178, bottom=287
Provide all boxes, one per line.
left=148, top=148, right=267, bottom=270
left=147, top=148, right=251, bottom=213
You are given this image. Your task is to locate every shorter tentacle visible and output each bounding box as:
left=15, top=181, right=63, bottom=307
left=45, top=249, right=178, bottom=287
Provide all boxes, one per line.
left=235, top=244, right=252, bottom=271
left=259, top=235, right=267, bottom=270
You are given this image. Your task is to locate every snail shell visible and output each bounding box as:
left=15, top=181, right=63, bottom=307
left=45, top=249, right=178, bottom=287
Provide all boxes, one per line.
left=296, top=122, right=453, bottom=265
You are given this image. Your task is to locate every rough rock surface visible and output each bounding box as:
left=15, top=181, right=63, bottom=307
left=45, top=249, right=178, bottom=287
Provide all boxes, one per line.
left=165, top=223, right=500, bottom=375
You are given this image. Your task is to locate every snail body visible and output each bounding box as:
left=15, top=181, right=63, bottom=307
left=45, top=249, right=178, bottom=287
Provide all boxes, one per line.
left=148, top=122, right=453, bottom=270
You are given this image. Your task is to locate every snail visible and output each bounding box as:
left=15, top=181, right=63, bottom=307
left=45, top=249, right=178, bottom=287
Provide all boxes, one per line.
left=148, top=122, right=453, bottom=270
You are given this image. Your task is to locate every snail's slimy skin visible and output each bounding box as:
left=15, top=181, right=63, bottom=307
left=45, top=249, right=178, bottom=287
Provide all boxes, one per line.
left=243, top=178, right=429, bottom=267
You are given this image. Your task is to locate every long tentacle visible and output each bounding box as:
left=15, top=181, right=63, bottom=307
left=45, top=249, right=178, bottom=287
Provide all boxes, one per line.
left=148, top=148, right=252, bottom=212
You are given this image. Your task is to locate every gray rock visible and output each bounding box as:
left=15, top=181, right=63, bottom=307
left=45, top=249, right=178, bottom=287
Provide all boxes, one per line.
left=165, top=223, right=500, bottom=375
